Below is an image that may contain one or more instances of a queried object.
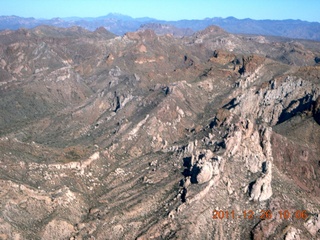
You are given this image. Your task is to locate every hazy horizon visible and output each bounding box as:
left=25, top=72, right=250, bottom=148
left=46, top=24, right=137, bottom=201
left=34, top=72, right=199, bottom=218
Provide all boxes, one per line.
left=1, top=0, right=320, bottom=23
left=3, top=12, right=320, bottom=24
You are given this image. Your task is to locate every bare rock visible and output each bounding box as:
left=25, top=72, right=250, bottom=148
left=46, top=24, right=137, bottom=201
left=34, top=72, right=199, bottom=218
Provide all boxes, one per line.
left=212, top=156, right=222, bottom=175
left=251, top=219, right=279, bottom=239
left=304, top=214, right=320, bottom=237
left=1, top=23, right=320, bottom=240
left=42, top=219, right=74, bottom=240
left=192, top=161, right=213, bottom=184
left=314, top=95, right=320, bottom=124
left=284, top=226, right=301, bottom=240
left=250, top=161, right=273, bottom=201
left=0, top=218, right=23, bottom=240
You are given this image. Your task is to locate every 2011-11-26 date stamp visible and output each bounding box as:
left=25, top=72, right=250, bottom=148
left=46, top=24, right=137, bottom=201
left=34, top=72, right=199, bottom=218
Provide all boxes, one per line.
left=212, top=209, right=308, bottom=220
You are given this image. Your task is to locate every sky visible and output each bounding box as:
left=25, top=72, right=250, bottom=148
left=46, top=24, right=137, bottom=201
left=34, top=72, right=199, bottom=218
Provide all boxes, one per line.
left=1, top=0, right=320, bottom=23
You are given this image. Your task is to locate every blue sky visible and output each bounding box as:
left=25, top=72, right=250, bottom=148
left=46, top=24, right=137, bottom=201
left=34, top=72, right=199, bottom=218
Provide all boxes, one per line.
left=1, top=0, right=320, bottom=22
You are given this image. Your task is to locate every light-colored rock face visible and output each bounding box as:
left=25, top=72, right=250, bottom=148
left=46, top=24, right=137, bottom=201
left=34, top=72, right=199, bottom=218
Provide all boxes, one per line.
left=304, top=214, right=320, bottom=236
left=284, top=226, right=301, bottom=240
left=249, top=164, right=273, bottom=201
left=193, top=159, right=214, bottom=184
left=42, top=220, right=74, bottom=240
left=229, top=75, right=319, bottom=126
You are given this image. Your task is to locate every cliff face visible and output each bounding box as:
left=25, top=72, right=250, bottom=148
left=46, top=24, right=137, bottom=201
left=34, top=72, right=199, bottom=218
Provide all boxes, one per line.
left=0, top=26, right=319, bottom=239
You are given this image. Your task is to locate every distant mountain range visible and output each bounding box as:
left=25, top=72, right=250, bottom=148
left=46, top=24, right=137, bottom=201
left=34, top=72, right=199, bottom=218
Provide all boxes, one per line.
left=1, top=13, right=320, bottom=40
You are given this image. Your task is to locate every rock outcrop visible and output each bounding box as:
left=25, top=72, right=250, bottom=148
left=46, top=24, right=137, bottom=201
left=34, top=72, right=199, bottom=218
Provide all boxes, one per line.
left=304, top=214, right=320, bottom=237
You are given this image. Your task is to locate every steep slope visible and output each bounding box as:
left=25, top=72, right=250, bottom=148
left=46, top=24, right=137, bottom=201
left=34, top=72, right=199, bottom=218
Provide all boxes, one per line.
left=0, top=26, right=319, bottom=239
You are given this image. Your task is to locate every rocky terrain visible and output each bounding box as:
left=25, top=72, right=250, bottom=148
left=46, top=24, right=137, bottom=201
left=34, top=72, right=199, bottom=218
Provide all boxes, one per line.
left=0, top=24, right=320, bottom=239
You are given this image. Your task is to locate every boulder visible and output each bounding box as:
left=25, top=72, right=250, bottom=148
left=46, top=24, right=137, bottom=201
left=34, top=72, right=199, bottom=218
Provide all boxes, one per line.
left=192, top=161, right=213, bottom=184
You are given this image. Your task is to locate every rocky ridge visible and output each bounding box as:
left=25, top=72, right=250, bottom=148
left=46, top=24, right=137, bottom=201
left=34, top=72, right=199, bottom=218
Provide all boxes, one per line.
left=0, top=25, right=319, bottom=239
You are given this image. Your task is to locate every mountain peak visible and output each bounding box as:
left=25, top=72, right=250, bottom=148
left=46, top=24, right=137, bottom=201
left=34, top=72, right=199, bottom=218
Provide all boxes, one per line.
left=196, top=25, right=226, bottom=37
left=103, top=13, right=133, bottom=21
left=125, top=28, right=157, bottom=41
left=94, top=26, right=116, bottom=37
